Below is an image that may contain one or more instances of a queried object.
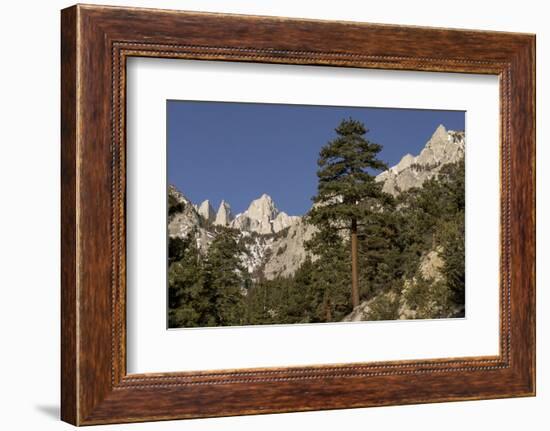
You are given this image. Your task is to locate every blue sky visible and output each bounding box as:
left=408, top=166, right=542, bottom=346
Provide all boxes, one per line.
left=167, top=101, right=465, bottom=216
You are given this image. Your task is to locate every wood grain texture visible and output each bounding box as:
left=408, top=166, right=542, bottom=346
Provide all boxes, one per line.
left=60, top=5, right=78, bottom=425
left=60, top=4, right=536, bottom=425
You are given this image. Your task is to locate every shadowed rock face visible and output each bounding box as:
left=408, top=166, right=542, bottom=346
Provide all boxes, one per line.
left=376, top=125, right=465, bottom=195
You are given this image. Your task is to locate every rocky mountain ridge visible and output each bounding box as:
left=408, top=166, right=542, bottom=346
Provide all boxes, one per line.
left=168, top=188, right=309, bottom=279
left=192, top=194, right=299, bottom=235
left=168, top=124, right=464, bottom=282
left=376, top=124, right=464, bottom=195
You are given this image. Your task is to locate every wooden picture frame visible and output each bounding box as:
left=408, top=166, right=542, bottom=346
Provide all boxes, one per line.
left=61, top=4, right=535, bottom=425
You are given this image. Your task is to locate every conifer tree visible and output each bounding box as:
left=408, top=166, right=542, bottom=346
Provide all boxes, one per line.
left=311, top=228, right=353, bottom=321
left=309, top=118, right=388, bottom=309
left=286, top=257, right=316, bottom=322
left=203, top=228, right=247, bottom=326
left=168, top=237, right=206, bottom=328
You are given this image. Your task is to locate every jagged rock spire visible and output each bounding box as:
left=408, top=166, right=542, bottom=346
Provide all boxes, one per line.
left=214, top=200, right=233, bottom=226
left=229, top=193, right=300, bottom=234
left=197, top=200, right=215, bottom=222
left=247, top=194, right=278, bottom=223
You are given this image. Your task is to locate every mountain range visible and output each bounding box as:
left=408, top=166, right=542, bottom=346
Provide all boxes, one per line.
left=194, top=194, right=300, bottom=235
left=168, top=124, right=465, bottom=280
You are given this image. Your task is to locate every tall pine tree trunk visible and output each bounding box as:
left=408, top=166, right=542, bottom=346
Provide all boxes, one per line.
left=351, top=218, right=360, bottom=308
left=325, top=297, right=332, bottom=321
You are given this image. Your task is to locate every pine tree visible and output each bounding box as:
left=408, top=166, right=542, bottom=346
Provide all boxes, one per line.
left=304, top=224, right=352, bottom=322
left=168, top=193, right=185, bottom=219
left=308, top=118, right=389, bottom=309
left=168, top=237, right=207, bottom=328
left=203, top=228, right=247, bottom=326
left=357, top=207, right=403, bottom=299
left=285, top=257, right=316, bottom=322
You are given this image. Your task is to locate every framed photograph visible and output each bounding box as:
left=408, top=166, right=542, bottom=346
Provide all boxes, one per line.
left=61, top=4, right=535, bottom=425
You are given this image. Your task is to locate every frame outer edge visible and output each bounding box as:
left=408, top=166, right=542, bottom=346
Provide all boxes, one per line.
left=61, top=4, right=536, bottom=424
left=531, top=34, right=536, bottom=396
left=61, top=5, right=80, bottom=426
left=507, top=35, right=536, bottom=395
left=526, top=35, right=536, bottom=395
left=523, top=34, right=536, bottom=395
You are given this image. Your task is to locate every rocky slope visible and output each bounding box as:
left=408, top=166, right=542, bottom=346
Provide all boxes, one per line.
left=263, top=219, right=316, bottom=279
left=342, top=249, right=444, bottom=322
